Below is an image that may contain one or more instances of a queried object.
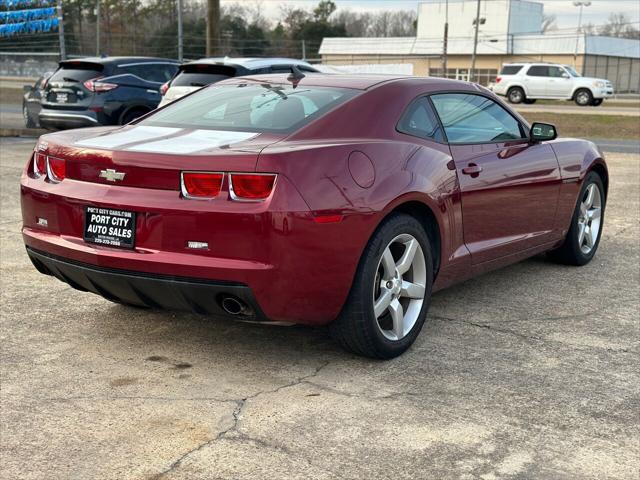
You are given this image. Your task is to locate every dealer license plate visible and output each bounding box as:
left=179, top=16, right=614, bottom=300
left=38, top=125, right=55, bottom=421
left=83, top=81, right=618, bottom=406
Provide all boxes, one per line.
left=56, top=92, right=69, bottom=103
left=84, top=206, right=136, bottom=249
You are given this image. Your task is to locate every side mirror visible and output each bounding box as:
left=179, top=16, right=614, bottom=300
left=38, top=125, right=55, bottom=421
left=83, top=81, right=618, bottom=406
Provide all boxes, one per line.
left=562, top=73, right=570, bottom=79
left=23, top=85, right=33, bottom=93
left=530, top=122, right=557, bottom=142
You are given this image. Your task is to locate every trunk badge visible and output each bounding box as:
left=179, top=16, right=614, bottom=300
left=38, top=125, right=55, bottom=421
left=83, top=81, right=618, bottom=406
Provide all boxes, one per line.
left=99, top=169, right=126, bottom=182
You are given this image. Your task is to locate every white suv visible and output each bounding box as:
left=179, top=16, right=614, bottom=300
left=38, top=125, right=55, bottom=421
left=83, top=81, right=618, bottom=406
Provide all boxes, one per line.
left=491, top=63, right=614, bottom=106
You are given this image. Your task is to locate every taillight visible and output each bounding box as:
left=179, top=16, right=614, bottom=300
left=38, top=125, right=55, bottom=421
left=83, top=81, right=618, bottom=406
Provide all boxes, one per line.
left=229, top=173, right=277, bottom=201
left=33, top=153, right=47, bottom=177
left=46, top=156, right=66, bottom=183
left=181, top=171, right=224, bottom=199
left=83, top=77, right=118, bottom=92
left=160, top=82, right=169, bottom=95
left=495, top=76, right=502, bottom=83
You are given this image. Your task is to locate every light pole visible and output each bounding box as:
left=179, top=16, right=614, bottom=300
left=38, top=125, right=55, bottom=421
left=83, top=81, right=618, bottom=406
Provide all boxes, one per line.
left=442, top=0, right=449, bottom=77
left=95, top=0, right=100, bottom=56
left=177, top=0, right=183, bottom=61
left=469, top=0, right=485, bottom=83
left=573, top=1, right=591, bottom=68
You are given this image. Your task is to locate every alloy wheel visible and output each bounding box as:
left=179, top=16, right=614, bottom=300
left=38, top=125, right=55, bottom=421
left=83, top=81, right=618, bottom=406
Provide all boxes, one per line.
left=577, top=183, right=602, bottom=254
left=576, top=91, right=591, bottom=106
left=373, top=234, right=427, bottom=341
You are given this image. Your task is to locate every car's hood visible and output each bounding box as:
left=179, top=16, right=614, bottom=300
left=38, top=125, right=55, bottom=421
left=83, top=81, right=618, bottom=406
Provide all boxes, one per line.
left=578, top=76, right=611, bottom=85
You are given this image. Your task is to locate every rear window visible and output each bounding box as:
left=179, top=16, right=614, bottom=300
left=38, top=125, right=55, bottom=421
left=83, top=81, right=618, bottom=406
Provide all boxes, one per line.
left=500, top=65, right=523, bottom=75
left=171, top=64, right=236, bottom=87
left=49, top=62, right=104, bottom=83
left=140, top=83, right=358, bottom=133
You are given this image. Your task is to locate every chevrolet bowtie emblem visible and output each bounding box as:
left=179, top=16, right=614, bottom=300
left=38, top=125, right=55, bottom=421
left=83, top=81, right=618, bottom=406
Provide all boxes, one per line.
left=99, top=169, right=126, bottom=182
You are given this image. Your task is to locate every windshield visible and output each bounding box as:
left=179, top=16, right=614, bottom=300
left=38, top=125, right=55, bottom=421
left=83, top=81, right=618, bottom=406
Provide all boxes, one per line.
left=141, top=83, right=358, bottom=133
left=564, top=66, right=581, bottom=77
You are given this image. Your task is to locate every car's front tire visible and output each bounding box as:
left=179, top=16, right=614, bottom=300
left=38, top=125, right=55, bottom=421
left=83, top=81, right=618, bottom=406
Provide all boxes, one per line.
left=507, top=87, right=525, bottom=104
left=330, top=213, right=434, bottom=359
left=23, top=105, right=36, bottom=128
left=548, top=172, right=605, bottom=266
left=574, top=89, right=593, bottom=106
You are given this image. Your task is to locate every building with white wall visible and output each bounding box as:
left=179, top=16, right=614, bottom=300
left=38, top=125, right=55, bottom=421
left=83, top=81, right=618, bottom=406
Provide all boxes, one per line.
left=319, top=0, right=640, bottom=92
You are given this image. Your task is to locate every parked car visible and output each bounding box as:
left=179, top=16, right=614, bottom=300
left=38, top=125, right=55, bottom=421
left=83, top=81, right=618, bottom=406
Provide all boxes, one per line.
left=38, top=57, right=180, bottom=130
left=491, top=63, right=614, bottom=106
left=158, top=57, right=319, bottom=107
left=22, top=74, right=607, bottom=358
left=22, top=72, right=53, bottom=128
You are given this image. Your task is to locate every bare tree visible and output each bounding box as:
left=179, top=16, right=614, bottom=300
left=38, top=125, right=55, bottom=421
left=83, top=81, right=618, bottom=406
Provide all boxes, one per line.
left=598, top=13, right=640, bottom=39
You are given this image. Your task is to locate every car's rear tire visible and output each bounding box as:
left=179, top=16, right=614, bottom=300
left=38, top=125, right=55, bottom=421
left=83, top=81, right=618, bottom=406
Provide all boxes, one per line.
left=120, top=108, right=149, bottom=125
left=591, top=98, right=603, bottom=106
left=330, top=213, right=434, bottom=359
left=574, top=89, right=593, bottom=106
left=523, top=99, right=537, bottom=104
left=548, top=172, right=605, bottom=266
left=507, top=87, right=525, bottom=104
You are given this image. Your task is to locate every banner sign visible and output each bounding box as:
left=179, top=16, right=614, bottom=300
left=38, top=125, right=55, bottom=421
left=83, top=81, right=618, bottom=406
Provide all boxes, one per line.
left=0, top=17, right=58, bottom=36
left=0, top=6, right=55, bottom=22
left=1, top=0, right=52, bottom=7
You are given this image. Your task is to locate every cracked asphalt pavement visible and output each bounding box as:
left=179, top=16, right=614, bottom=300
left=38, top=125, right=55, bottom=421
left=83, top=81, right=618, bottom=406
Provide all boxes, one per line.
left=1, top=137, right=638, bottom=479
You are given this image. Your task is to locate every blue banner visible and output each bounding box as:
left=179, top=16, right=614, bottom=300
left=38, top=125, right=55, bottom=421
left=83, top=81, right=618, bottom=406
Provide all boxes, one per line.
left=1, top=0, right=52, bottom=8
left=0, top=17, right=58, bottom=36
left=0, top=7, right=55, bottom=23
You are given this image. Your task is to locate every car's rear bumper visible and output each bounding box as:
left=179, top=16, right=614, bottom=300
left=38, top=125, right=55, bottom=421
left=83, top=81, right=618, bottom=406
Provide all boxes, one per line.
left=39, top=109, right=98, bottom=129
left=21, top=170, right=371, bottom=325
left=27, top=246, right=267, bottom=319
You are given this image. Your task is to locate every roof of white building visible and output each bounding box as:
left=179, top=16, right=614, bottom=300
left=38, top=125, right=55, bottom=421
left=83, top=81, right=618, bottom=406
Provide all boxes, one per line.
left=319, top=34, right=640, bottom=59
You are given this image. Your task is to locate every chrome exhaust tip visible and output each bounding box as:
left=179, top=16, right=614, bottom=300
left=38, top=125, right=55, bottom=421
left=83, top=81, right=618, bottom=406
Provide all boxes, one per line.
left=220, top=295, right=250, bottom=316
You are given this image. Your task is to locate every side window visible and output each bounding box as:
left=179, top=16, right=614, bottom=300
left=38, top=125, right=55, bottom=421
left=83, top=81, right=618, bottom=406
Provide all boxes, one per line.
left=122, top=64, right=177, bottom=83
left=527, top=66, right=549, bottom=77
left=269, top=65, right=292, bottom=74
left=397, top=97, right=445, bottom=142
left=548, top=66, right=566, bottom=78
left=430, top=93, right=525, bottom=144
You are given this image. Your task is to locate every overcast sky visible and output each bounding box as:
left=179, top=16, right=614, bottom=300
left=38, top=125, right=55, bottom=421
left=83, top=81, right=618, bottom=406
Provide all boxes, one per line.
left=223, top=0, right=640, bottom=30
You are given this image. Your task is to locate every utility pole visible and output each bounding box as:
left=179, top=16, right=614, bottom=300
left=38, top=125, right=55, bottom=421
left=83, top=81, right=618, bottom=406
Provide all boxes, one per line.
left=301, top=39, right=306, bottom=60
left=469, top=0, right=481, bottom=83
left=573, top=1, right=591, bottom=68
left=95, top=0, right=100, bottom=56
left=442, top=0, right=449, bottom=76
left=57, top=0, right=66, bottom=60
left=177, top=0, right=183, bottom=61
left=206, top=0, right=220, bottom=57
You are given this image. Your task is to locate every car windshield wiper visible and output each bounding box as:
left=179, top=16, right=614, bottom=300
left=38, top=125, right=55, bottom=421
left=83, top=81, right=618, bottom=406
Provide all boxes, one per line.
left=190, top=82, right=206, bottom=87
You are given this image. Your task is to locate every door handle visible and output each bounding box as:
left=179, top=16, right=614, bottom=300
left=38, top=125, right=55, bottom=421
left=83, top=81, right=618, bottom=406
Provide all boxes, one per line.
left=462, top=163, right=483, bottom=175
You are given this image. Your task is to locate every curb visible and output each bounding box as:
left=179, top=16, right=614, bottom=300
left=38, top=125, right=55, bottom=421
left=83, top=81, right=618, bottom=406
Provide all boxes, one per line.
left=1, top=128, right=46, bottom=138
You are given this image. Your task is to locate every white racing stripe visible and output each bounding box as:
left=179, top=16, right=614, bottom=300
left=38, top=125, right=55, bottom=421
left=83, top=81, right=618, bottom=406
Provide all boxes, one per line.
left=125, top=129, right=258, bottom=154
left=74, top=126, right=180, bottom=149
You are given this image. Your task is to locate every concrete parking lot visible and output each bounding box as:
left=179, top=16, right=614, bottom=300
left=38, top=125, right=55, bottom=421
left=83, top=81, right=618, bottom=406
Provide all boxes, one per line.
left=1, top=137, right=638, bottom=479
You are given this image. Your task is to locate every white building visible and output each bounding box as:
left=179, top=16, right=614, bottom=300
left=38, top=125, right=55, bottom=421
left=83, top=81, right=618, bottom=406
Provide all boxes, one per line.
left=319, top=0, right=640, bottom=92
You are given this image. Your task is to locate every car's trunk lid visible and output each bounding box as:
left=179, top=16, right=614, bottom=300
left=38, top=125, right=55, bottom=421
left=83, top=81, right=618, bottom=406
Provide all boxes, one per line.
left=44, top=125, right=286, bottom=190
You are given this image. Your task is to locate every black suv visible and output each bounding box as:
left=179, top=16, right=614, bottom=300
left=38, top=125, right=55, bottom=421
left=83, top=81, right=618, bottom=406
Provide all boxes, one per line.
left=39, top=57, right=179, bottom=129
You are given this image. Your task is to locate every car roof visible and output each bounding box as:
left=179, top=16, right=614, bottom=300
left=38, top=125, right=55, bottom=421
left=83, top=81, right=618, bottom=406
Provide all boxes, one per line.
left=221, top=73, right=478, bottom=91
left=60, top=56, right=180, bottom=67
left=183, top=57, right=315, bottom=70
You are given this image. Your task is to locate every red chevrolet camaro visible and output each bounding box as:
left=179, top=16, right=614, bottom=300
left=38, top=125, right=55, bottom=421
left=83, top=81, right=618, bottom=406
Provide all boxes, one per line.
left=21, top=73, right=607, bottom=358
